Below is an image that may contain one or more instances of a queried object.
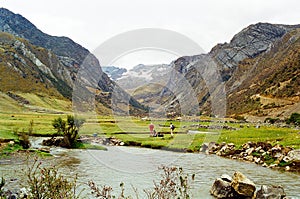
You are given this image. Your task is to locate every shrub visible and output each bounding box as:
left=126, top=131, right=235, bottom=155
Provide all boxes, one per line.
left=52, top=115, right=85, bottom=148
left=286, top=112, right=300, bottom=125
left=22, top=156, right=80, bottom=199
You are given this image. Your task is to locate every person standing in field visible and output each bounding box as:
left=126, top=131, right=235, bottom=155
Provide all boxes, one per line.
left=170, top=123, right=175, bottom=137
left=149, top=123, right=155, bottom=136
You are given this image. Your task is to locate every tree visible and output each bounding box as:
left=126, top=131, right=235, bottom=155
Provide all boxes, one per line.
left=52, top=115, right=85, bottom=148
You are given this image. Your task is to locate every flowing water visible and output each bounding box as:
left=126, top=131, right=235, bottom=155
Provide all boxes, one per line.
left=1, top=143, right=300, bottom=198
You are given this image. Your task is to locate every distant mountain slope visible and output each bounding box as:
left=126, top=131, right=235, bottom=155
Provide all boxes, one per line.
left=102, top=66, right=127, bottom=81
left=127, top=23, right=300, bottom=119
left=0, top=8, right=147, bottom=115
left=165, top=23, right=300, bottom=118
left=116, top=64, right=171, bottom=90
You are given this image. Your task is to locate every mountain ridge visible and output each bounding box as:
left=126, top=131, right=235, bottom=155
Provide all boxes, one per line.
left=118, top=22, right=300, bottom=119
left=0, top=8, right=147, bottom=115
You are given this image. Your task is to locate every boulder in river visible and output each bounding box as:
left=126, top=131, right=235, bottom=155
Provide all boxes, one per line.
left=256, top=185, right=286, bottom=199
left=231, top=171, right=256, bottom=197
left=210, top=177, right=238, bottom=198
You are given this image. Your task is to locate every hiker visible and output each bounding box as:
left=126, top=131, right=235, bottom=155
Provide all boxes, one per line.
left=149, top=123, right=155, bottom=136
left=170, top=123, right=175, bottom=137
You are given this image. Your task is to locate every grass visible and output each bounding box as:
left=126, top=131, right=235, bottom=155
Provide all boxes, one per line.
left=0, top=96, right=299, bottom=152
left=0, top=143, right=23, bottom=157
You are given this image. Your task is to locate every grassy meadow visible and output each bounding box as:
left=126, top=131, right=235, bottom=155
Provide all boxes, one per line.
left=0, top=92, right=299, bottom=151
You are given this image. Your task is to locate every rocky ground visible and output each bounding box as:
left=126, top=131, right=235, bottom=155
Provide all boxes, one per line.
left=200, top=141, right=300, bottom=173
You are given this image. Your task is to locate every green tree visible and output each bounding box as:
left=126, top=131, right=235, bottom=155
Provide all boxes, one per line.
left=52, top=115, right=85, bottom=148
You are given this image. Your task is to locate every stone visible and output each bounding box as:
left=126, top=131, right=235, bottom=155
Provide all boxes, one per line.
left=245, top=147, right=255, bottom=155
left=268, top=163, right=278, bottom=168
left=227, top=143, right=235, bottom=148
left=210, top=178, right=237, bottom=198
left=285, top=166, right=290, bottom=171
left=283, top=156, right=293, bottom=163
left=287, top=150, right=300, bottom=161
left=244, top=155, right=254, bottom=162
left=208, top=142, right=219, bottom=152
left=220, top=174, right=232, bottom=183
left=262, top=163, right=268, bottom=167
left=281, top=147, right=293, bottom=156
left=231, top=171, right=256, bottom=197
left=256, top=185, right=286, bottom=199
left=200, top=143, right=209, bottom=153
left=255, top=146, right=262, bottom=152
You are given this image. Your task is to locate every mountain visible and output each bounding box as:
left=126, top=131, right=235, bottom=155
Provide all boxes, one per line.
left=0, top=8, right=147, bottom=115
left=226, top=28, right=300, bottom=118
left=116, top=64, right=171, bottom=90
left=133, top=23, right=300, bottom=119
left=102, top=66, right=127, bottom=81
left=103, top=64, right=172, bottom=110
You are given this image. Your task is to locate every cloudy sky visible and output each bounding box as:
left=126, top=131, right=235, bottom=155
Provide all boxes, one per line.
left=1, top=0, right=300, bottom=68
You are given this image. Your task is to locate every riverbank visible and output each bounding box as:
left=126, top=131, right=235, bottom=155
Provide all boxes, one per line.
left=81, top=134, right=300, bottom=174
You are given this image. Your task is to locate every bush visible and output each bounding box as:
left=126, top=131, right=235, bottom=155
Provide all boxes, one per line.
left=264, top=117, right=280, bottom=124
left=286, top=112, right=300, bottom=125
left=52, top=115, right=85, bottom=148
left=22, top=157, right=80, bottom=199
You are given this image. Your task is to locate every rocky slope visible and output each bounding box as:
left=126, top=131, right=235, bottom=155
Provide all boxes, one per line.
left=227, top=28, right=300, bottom=118
left=0, top=8, right=147, bottom=115
left=156, top=23, right=300, bottom=119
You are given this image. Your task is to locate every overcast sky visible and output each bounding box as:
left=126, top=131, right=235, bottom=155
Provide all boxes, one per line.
left=1, top=0, right=300, bottom=69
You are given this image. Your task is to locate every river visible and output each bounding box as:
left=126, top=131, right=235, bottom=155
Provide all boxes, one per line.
left=1, top=145, right=300, bottom=198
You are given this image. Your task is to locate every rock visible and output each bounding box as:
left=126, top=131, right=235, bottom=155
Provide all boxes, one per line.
left=283, top=156, right=293, bottom=163
left=285, top=166, right=290, bottom=171
left=287, top=150, right=300, bottom=161
left=244, top=155, right=254, bottom=162
left=245, top=147, right=255, bottom=155
left=281, top=147, right=293, bottom=156
left=231, top=171, right=256, bottom=197
left=256, top=185, right=286, bottom=199
left=255, top=146, right=262, bottom=152
left=208, top=142, right=219, bottom=152
left=220, top=174, right=232, bottom=182
left=227, top=143, right=235, bottom=148
left=200, top=143, right=209, bottom=153
left=262, top=163, right=268, bottom=167
left=268, top=163, right=278, bottom=168
left=210, top=178, right=238, bottom=198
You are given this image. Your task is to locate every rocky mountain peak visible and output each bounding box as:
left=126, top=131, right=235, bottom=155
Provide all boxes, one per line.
left=208, top=22, right=300, bottom=81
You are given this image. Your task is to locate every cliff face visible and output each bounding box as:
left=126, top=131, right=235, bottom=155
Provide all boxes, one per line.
left=227, top=28, right=300, bottom=117
left=0, top=8, right=147, bottom=115
left=155, top=23, right=300, bottom=118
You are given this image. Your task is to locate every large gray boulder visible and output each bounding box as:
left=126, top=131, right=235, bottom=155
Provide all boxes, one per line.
left=231, top=171, right=256, bottom=197
left=256, top=185, right=286, bottom=199
left=210, top=178, right=237, bottom=198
